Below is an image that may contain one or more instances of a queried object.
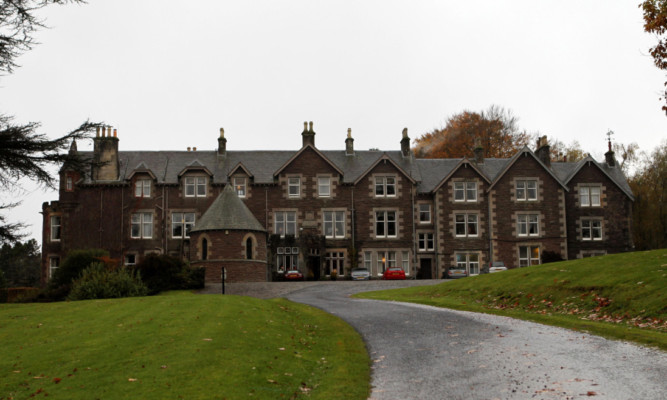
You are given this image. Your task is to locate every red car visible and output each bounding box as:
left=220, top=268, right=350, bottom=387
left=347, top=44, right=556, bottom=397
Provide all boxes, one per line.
left=382, top=267, right=406, bottom=280
left=284, top=270, right=304, bottom=281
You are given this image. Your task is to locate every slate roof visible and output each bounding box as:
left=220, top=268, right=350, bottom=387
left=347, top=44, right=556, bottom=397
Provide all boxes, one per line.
left=190, top=185, right=266, bottom=233
left=77, top=144, right=633, bottom=199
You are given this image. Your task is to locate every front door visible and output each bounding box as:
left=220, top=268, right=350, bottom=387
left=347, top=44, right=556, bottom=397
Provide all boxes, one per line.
left=417, top=258, right=432, bottom=279
left=307, top=256, right=320, bottom=280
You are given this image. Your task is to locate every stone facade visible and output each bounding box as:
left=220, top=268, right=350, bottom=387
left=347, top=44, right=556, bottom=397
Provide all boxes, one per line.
left=41, top=124, right=634, bottom=285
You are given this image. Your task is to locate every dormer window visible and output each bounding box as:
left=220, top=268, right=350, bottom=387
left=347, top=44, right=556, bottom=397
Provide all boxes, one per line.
left=234, top=177, right=247, bottom=198
left=185, top=177, right=207, bottom=197
left=135, top=179, right=151, bottom=198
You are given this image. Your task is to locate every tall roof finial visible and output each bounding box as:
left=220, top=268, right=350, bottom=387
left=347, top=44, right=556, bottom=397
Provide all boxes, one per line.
left=606, top=129, right=614, bottom=152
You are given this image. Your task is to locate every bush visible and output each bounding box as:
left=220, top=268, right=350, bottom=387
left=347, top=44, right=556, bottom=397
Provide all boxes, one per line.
left=50, top=248, right=109, bottom=292
left=542, top=251, right=564, bottom=264
left=133, top=254, right=195, bottom=295
left=68, top=262, right=147, bottom=301
left=183, top=267, right=205, bottom=290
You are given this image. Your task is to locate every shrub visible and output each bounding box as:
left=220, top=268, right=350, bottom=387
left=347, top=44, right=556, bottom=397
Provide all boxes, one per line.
left=50, top=248, right=110, bottom=292
left=68, top=262, right=147, bottom=301
left=183, top=266, right=205, bottom=290
left=542, top=250, right=564, bottom=264
left=133, top=254, right=191, bottom=294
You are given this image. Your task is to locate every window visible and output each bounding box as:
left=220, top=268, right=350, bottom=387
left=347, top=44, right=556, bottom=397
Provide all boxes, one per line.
left=375, top=211, right=397, bottom=238
left=246, top=237, right=253, bottom=259
left=418, top=233, right=434, bottom=251
left=516, top=180, right=538, bottom=201
left=318, top=177, right=331, bottom=197
left=325, top=252, right=345, bottom=276
left=66, top=176, right=73, bottom=191
left=418, top=204, right=431, bottom=223
left=185, top=177, right=207, bottom=197
left=519, top=246, right=540, bottom=266
left=275, top=211, right=297, bottom=237
left=124, top=254, right=137, bottom=266
left=172, top=212, right=195, bottom=238
left=135, top=179, right=151, bottom=198
left=276, top=247, right=298, bottom=272
left=288, top=177, right=300, bottom=197
left=131, top=212, right=153, bottom=239
left=517, top=214, right=539, bottom=236
left=580, top=186, right=601, bottom=207
left=364, top=251, right=372, bottom=270
left=455, top=214, right=478, bottom=237
left=375, top=176, right=396, bottom=197
left=581, top=219, right=602, bottom=240
left=456, top=253, right=480, bottom=275
left=50, top=216, right=61, bottom=241
left=376, top=251, right=396, bottom=274
left=49, top=257, right=60, bottom=278
left=323, top=211, right=345, bottom=238
left=402, top=251, right=410, bottom=273
left=454, top=182, right=477, bottom=202
left=201, top=238, right=208, bottom=260
left=234, top=177, right=247, bottom=198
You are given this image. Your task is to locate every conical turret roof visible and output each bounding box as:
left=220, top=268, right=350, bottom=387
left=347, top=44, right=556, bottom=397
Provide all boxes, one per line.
left=190, top=185, right=266, bottom=233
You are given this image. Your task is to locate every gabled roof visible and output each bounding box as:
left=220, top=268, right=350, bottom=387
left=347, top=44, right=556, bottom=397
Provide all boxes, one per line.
left=487, top=146, right=569, bottom=192
left=562, top=155, right=635, bottom=200
left=228, top=162, right=253, bottom=178
left=431, top=158, right=491, bottom=193
left=177, top=160, right=213, bottom=178
left=127, top=162, right=157, bottom=180
left=273, top=144, right=344, bottom=177
left=353, top=153, right=417, bottom=185
left=190, top=185, right=266, bottom=233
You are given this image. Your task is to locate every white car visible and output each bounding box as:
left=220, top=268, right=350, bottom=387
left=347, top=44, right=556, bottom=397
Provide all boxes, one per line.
left=351, top=268, right=371, bottom=280
left=489, top=261, right=508, bottom=273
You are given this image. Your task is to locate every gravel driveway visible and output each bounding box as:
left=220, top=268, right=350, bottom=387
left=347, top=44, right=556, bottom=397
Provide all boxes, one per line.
left=201, top=281, right=667, bottom=399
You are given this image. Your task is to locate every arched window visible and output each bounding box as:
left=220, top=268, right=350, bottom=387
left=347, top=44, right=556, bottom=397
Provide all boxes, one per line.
left=246, top=237, right=253, bottom=259
left=202, top=238, right=208, bottom=260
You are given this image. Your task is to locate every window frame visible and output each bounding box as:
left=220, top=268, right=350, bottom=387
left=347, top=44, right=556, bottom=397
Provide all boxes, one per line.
left=66, top=176, right=73, bottom=191
left=375, top=210, right=397, bottom=238
left=184, top=176, right=207, bottom=198
left=288, top=177, right=300, bottom=198
left=517, top=214, right=539, bottom=237
left=376, top=251, right=396, bottom=275
left=124, top=254, right=137, bottom=266
left=49, top=257, right=60, bottom=279
left=519, top=245, right=541, bottom=266
left=325, top=251, right=345, bottom=276
left=172, top=212, right=196, bottom=239
left=50, top=215, right=61, bottom=242
left=233, top=177, right=247, bottom=198
left=418, top=203, right=431, bottom=224
left=318, top=176, right=331, bottom=197
left=275, top=211, right=297, bottom=237
left=581, top=219, right=603, bottom=241
left=276, top=247, right=298, bottom=272
left=418, top=232, right=434, bottom=251
left=516, top=180, right=538, bottom=201
left=455, top=253, right=480, bottom=275
left=375, top=176, right=397, bottom=198
left=454, top=181, right=477, bottom=202
left=454, top=213, right=479, bottom=237
left=323, top=210, right=345, bottom=239
left=135, top=179, right=151, bottom=198
left=131, top=212, right=153, bottom=239
left=580, top=186, right=601, bottom=207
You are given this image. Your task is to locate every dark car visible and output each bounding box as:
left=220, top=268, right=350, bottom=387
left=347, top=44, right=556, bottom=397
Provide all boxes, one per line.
left=382, top=267, right=406, bottom=280
left=284, top=270, right=304, bottom=281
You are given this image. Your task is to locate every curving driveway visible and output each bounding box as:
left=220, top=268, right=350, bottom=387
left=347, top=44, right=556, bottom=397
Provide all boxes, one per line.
left=281, top=281, right=667, bottom=400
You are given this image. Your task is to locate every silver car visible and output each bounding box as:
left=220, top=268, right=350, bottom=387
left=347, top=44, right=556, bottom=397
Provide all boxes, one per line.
left=351, top=268, right=371, bottom=280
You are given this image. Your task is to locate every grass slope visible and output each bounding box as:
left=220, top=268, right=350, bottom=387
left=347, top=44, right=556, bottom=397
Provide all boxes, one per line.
left=356, top=249, right=667, bottom=350
left=0, top=292, right=370, bottom=400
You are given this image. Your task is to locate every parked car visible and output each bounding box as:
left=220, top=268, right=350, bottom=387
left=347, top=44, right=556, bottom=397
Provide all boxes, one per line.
left=382, top=267, right=406, bottom=280
left=284, top=270, right=304, bottom=281
left=351, top=268, right=371, bottom=281
left=446, top=268, right=468, bottom=279
left=489, top=261, right=508, bottom=273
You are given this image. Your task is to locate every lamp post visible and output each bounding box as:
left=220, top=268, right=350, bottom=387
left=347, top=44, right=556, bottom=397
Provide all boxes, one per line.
left=221, top=267, right=226, bottom=295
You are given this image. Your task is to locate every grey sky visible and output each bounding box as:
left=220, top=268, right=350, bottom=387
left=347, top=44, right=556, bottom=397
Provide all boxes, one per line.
left=1, top=0, right=665, bottom=243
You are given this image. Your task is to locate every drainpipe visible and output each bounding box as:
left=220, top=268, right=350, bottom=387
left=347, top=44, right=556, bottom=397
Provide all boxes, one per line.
left=411, top=185, right=417, bottom=278
left=434, top=190, right=439, bottom=279
left=488, top=189, right=493, bottom=269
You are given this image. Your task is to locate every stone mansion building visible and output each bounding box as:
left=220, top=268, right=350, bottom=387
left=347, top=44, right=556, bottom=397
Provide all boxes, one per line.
left=41, top=122, right=634, bottom=284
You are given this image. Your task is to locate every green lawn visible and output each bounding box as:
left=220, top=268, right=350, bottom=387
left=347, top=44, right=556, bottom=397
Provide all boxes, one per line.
left=356, top=249, right=667, bottom=350
left=0, top=292, right=370, bottom=400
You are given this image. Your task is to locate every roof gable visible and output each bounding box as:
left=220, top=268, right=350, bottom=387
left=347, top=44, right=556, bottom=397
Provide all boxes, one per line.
left=273, top=144, right=343, bottom=177
left=228, top=162, right=254, bottom=178
left=431, top=158, right=490, bottom=193
left=488, top=146, right=569, bottom=192
left=191, top=185, right=266, bottom=233
left=564, top=156, right=634, bottom=200
left=353, top=153, right=417, bottom=185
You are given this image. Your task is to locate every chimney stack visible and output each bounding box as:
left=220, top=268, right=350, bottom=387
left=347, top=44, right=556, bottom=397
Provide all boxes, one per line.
left=302, top=121, right=315, bottom=147
left=218, top=127, right=227, bottom=156
left=400, top=128, right=411, bottom=158
left=473, top=137, right=484, bottom=164
left=535, top=135, right=551, bottom=167
left=605, top=135, right=616, bottom=167
left=92, top=125, right=120, bottom=181
left=345, top=128, right=354, bottom=156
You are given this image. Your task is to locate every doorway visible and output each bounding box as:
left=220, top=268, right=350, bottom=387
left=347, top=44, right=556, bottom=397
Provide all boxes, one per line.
left=417, top=258, right=433, bottom=279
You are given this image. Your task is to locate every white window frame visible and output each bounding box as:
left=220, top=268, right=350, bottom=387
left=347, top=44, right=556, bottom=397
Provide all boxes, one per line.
left=318, top=177, right=331, bottom=197
left=516, top=180, right=538, bottom=201
left=519, top=246, right=540, bottom=267
left=325, top=251, right=345, bottom=276
left=376, top=251, right=396, bottom=275
left=135, top=179, right=151, bottom=198
left=287, top=177, right=301, bottom=197
left=131, top=212, right=153, bottom=239
left=49, top=257, right=60, bottom=278
left=66, top=176, right=73, bottom=191
left=454, top=181, right=477, bottom=202
left=375, top=210, right=397, bottom=238
left=401, top=251, right=410, bottom=274
left=418, top=233, right=434, bottom=251
left=418, top=204, right=431, bottom=224
left=50, top=215, right=61, bottom=242
left=454, top=213, right=478, bottom=237
left=172, top=212, right=196, bottom=239
left=363, top=251, right=372, bottom=270
left=581, top=219, right=603, bottom=241
left=455, top=253, right=480, bottom=275
left=580, top=186, right=601, bottom=207
left=275, top=211, right=297, bottom=237
left=276, top=247, right=298, bottom=272
left=234, top=177, right=247, bottom=198
left=375, top=176, right=397, bottom=198
left=323, top=210, right=345, bottom=239
left=517, top=214, right=539, bottom=237
left=124, top=254, right=137, bottom=266
left=185, top=176, right=207, bottom=197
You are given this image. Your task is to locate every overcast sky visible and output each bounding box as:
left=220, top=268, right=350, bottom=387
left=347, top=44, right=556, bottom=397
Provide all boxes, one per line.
left=2, top=0, right=665, bottom=244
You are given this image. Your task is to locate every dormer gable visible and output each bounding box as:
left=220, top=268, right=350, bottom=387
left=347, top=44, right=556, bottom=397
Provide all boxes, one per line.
left=353, top=153, right=417, bottom=185
left=431, top=158, right=490, bottom=193
left=564, top=156, right=634, bottom=201
left=488, top=146, right=568, bottom=192
left=273, top=144, right=343, bottom=178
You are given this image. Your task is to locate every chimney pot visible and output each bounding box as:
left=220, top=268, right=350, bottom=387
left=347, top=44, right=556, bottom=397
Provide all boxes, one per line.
left=303, top=121, right=308, bottom=132
left=193, top=147, right=197, bottom=151
left=400, top=127, right=411, bottom=158
left=187, top=147, right=191, bottom=152
left=113, top=128, right=117, bottom=138
left=309, top=121, right=313, bottom=132
left=402, top=127, right=408, bottom=139
left=96, top=127, right=100, bottom=137
left=220, top=127, right=224, bottom=138
left=347, top=128, right=351, bottom=139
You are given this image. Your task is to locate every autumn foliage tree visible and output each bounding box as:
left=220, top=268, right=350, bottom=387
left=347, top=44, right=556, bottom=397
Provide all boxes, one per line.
left=640, top=0, right=667, bottom=115
left=413, top=106, right=531, bottom=159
